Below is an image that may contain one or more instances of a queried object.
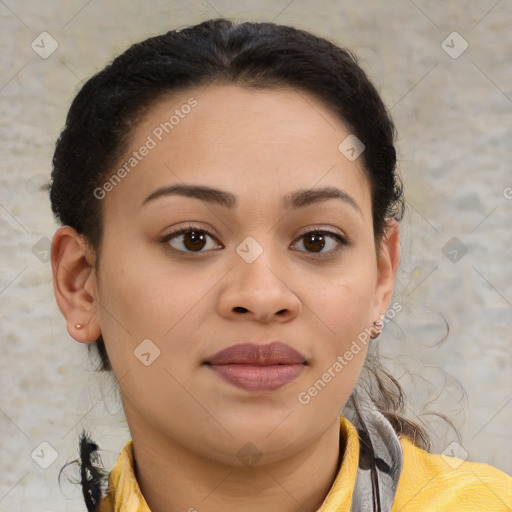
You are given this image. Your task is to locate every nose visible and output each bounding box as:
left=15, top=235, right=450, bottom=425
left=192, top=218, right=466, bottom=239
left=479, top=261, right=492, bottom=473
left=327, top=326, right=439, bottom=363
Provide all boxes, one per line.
left=217, top=252, right=302, bottom=324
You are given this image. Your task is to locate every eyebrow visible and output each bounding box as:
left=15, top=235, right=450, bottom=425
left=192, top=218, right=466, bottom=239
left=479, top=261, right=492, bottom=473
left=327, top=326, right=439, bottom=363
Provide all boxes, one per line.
left=142, top=183, right=362, bottom=215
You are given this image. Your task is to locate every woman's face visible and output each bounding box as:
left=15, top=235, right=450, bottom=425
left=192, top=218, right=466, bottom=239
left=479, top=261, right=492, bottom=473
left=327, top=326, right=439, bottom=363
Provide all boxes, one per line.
left=55, top=83, right=399, bottom=465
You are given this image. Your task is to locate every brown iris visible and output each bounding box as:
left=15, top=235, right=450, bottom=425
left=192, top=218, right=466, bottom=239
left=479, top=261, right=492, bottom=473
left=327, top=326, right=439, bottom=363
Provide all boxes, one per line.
left=183, top=230, right=207, bottom=251
left=302, top=232, right=326, bottom=253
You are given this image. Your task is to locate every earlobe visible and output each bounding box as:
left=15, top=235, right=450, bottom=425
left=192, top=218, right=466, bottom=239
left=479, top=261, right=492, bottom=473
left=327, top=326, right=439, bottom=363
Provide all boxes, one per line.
left=372, top=219, right=401, bottom=322
left=50, top=226, right=102, bottom=343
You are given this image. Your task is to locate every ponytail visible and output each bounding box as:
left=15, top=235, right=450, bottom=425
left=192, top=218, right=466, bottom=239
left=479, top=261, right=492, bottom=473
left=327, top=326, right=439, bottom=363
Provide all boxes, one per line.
left=59, top=429, right=109, bottom=512
left=80, top=431, right=108, bottom=511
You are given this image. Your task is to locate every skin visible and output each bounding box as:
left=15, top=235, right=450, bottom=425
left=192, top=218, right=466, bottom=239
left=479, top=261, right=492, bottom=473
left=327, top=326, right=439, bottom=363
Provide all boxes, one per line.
left=51, top=83, right=400, bottom=512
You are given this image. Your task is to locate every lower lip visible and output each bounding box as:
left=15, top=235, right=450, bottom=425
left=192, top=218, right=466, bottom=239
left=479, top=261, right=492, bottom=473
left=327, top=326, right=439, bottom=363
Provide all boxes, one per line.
left=206, top=364, right=305, bottom=392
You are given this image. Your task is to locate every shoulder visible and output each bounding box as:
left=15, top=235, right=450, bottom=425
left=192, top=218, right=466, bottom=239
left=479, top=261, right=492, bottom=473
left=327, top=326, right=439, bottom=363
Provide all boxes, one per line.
left=392, top=436, right=512, bottom=511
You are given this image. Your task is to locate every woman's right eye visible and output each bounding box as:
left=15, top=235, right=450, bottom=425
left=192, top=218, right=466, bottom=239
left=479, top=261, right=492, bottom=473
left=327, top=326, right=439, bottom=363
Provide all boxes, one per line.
left=161, top=226, right=223, bottom=253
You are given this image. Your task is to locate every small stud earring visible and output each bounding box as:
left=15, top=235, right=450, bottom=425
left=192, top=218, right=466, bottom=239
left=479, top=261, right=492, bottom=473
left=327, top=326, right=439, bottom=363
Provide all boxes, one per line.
left=75, top=323, right=86, bottom=330
left=370, top=317, right=384, bottom=340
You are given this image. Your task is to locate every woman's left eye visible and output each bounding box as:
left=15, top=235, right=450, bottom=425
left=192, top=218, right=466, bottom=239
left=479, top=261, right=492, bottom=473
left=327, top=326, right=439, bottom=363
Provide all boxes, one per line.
left=291, top=229, right=348, bottom=256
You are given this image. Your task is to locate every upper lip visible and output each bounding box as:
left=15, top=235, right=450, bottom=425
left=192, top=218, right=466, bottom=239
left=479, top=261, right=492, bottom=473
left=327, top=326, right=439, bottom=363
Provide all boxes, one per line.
left=204, top=342, right=307, bottom=365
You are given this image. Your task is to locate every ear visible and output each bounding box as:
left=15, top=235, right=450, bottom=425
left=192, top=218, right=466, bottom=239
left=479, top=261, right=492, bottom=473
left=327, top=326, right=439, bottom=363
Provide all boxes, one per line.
left=372, top=219, right=401, bottom=323
left=51, top=226, right=102, bottom=343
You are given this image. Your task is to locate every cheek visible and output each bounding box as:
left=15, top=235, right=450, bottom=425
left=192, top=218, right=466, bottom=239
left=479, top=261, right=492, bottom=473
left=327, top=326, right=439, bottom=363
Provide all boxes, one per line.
left=296, top=254, right=376, bottom=408
left=306, top=257, right=377, bottom=342
left=95, top=242, right=222, bottom=366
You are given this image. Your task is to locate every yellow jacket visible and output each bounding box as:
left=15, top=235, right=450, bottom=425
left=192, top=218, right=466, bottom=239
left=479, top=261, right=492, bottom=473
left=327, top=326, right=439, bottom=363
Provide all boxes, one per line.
left=98, top=415, right=512, bottom=511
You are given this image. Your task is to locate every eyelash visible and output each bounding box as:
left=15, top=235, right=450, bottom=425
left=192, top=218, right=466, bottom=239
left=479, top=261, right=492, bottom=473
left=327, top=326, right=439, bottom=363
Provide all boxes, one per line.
left=160, top=223, right=350, bottom=259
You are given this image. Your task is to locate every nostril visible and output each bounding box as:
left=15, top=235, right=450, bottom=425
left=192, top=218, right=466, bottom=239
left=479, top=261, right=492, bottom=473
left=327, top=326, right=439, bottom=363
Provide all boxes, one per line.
left=233, top=307, right=248, bottom=313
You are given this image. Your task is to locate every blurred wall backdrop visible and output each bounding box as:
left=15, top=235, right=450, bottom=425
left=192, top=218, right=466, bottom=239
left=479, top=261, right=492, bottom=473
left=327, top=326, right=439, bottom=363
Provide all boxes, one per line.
left=1, top=1, right=511, bottom=510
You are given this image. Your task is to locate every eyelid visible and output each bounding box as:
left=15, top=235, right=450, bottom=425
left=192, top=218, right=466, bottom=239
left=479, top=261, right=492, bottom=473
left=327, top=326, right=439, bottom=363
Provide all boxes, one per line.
left=294, top=224, right=347, bottom=241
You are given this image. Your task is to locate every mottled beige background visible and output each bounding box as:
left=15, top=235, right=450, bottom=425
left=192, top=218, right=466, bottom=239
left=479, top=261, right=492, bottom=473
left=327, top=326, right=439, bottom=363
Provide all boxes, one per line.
left=1, top=0, right=511, bottom=510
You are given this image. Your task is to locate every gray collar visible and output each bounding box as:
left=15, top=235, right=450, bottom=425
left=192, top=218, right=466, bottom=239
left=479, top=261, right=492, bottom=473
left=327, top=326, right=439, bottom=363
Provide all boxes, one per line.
left=349, top=397, right=404, bottom=512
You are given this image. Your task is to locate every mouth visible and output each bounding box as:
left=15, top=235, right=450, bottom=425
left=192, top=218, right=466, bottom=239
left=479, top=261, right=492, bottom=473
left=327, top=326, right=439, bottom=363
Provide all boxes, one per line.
left=203, top=342, right=307, bottom=392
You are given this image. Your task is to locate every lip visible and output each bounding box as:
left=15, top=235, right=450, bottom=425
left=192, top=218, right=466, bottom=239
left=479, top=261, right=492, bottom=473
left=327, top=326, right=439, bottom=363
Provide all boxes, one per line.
left=204, top=342, right=307, bottom=392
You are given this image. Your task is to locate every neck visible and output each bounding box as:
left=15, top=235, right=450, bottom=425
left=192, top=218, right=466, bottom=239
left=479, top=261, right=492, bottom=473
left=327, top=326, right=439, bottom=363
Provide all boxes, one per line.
left=129, top=418, right=343, bottom=512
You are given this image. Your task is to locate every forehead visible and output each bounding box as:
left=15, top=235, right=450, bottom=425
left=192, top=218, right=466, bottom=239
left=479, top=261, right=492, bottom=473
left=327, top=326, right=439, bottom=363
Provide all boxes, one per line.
left=102, top=83, right=371, bottom=221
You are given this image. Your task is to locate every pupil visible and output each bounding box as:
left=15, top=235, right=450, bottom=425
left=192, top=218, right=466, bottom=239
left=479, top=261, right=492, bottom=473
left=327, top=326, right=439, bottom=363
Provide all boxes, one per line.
left=185, top=231, right=206, bottom=251
left=305, top=233, right=325, bottom=252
